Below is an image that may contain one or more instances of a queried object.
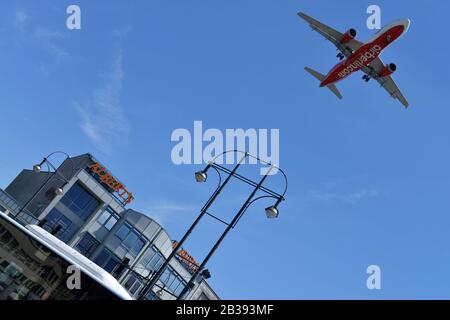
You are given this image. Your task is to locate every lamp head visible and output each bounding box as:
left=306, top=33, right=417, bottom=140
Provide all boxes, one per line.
left=195, top=171, right=208, bottom=183
left=54, top=187, right=64, bottom=196
left=265, top=197, right=283, bottom=219
left=33, top=158, right=47, bottom=173
left=201, top=269, right=212, bottom=279
left=265, top=206, right=279, bottom=219
left=195, top=164, right=212, bottom=183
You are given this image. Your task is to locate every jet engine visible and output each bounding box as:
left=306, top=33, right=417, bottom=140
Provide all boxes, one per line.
left=380, top=63, right=397, bottom=77
left=340, top=28, right=357, bottom=44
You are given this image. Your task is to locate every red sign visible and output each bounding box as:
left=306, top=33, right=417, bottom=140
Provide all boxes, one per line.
left=89, top=163, right=134, bottom=205
left=172, top=241, right=199, bottom=274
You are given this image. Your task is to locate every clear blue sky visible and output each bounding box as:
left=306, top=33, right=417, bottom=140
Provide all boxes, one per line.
left=0, top=0, right=449, bottom=299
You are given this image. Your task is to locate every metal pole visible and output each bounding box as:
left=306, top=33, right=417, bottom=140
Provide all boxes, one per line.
left=136, top=154, right=248, bottom=300
left=177, top=169, right=272, bottom=300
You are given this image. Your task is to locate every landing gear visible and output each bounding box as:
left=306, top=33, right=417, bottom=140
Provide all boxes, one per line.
left=336, top=53, right=344, bottom=60
left=362, top=75, right=371, bottom=82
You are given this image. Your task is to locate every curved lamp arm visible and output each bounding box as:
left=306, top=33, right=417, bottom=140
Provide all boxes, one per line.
left=209, top=149, right=288, bottom=199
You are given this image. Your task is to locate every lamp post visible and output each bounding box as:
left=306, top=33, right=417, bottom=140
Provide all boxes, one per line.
left=137, top=150, right=287, bottom=300
left=14, top=151, right=74, bottom=221
left=176, top=162, right=286, bottom=300
left=137, top=152, right=247, bottom=300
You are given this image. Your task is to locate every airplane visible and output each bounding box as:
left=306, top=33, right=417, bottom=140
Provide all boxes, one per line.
left=298, top=12, right=410, bottom=108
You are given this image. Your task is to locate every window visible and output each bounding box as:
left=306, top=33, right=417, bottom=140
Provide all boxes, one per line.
left=123, top=231, right=138, bottom=248
left=145, top=291, right=161, bottom=300
left=94, top=248, right=120, bottom=274
left=97, top=207, right=119, bottom=230
left=42, top=208, right=77, bottom=242
left=116, top=224, right=130, bottom=240
left=160, top=266, right=187, bottom=297
left=60, top=183, right=100, bottom=220
left=123, top=273, right=143, bottom=296
left=75, top=233, right=100, bottom=257
left=115, top=223, right=147, bottom=256
left=98, top=211, right=109, bottom=224
left=133, top=238, right=146, bottom=255
left=139, top=246, right=164, bottom=272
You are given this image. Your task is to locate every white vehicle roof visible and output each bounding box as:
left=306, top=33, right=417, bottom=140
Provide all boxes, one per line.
left=0, top=212, right=133, bottom=300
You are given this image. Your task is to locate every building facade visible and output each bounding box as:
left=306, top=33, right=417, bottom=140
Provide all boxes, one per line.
left=0, top=154, right=218, bottom=300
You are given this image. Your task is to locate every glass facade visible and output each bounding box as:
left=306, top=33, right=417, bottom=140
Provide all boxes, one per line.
left=42, top=208, right=77, bottom=242
left=138, top=245, right=164, bottom=272
left=94, top=248, right=120, bottom=274
left=123, top=273, right=143, bottom=296
left=41, top=183, right=101, bottom=244
left=75, top=233, right=100, bottom=257
left=60, top=183, right=100, bottom=220
left=97, top=207, right=119, bottom=231
left=145, top=291, right=161, bottom=300
left=136, top=246, right=187, bottom=297
left=115, top=223, right=147, bottom=257
left=160, top=265, right=187, bottom=297
left=0, top=214, right=124, bottom=300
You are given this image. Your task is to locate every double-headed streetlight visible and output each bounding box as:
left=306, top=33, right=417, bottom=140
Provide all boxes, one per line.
left=137, top=150, right=287, bottom=300
left=14, top=151, right=74, bottom=221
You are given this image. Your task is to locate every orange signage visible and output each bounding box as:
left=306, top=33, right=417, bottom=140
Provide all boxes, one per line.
left=89, top=162, right=134, bottom=205
left=172, top=241, right=200, bottom=274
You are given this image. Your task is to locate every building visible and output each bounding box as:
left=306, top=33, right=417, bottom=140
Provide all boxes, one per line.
left=0, top=153, right=218, bottom=300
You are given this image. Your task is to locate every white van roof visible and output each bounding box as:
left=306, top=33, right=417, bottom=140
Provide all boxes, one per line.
left=0, top=212, right=133, bottom=300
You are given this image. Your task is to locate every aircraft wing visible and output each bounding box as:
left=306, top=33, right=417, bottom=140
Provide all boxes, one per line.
left=362, top=58, right=409, bottom=108
left=297, top=12, right=363, bottom=57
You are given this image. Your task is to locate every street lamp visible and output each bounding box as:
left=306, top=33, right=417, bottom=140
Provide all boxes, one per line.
left=194, top=170, right=208, bottom=183
left=196, top=160, right=285, bottom=221
left=54, top=187, right=64, bottom=196
left=14, top=151, right=74, bottom=222
left=265, top=206, right=279, bottom=219
left=176, top=160, right=286, bottom=300
left=200, top=269, right=211, bottom=280
left=33, top=164, right=42, bottom=173
left=137, top=150, right=287, bottom=300
left=195, top=162, right=213, bottom=183
left=265, top=197, right=283, bottom=219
